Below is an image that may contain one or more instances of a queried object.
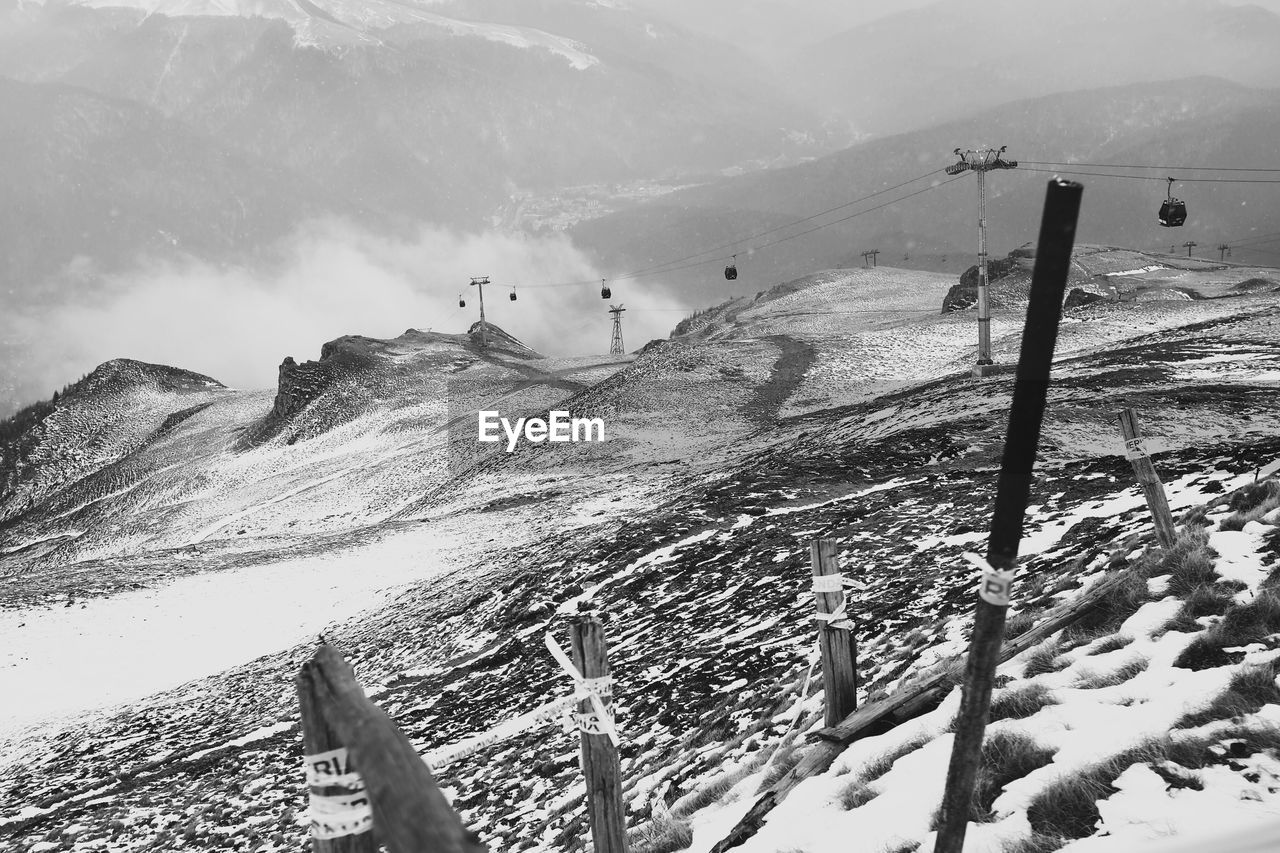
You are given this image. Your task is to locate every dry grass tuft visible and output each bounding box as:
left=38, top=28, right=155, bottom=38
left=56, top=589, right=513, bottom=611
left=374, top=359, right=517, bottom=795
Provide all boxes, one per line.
left=1087, top=634, right=1133, bottom=655
left=859, top=733, right=934, bottom=783
left=629, top=813, right=694, bottom=853
left=1073, top=657, right=1148, bottom=689
left=1022, top=641, right=1070, bottom=678
left=1004, top=610, right=1039, bottom=639
left=835, top=733, right=937, bottom=812
left=1175, top=589, right=1280, bottom=670
left=838, top=780, right=879, bottom=810
left=1028, top=724, right=1280, bottom=839
left=1000, top=833, right=1068, bottom=853
left=1163, top=539, right=1219, bottom=598
left=972, top=731, right=1057, bottom=821
left=1220, top=480, right=1280, bottom=531
left=1176, top=660, right=1280, bottom=728
left=989, top=683, right=1059, bottom=722
left=878, top=841, right=921, bottom=853
left=670, top=772, right=741, bottom=819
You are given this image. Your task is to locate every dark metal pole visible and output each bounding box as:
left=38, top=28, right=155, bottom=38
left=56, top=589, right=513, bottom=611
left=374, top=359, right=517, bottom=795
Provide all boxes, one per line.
left=934, top=178, right=1083, bottom=853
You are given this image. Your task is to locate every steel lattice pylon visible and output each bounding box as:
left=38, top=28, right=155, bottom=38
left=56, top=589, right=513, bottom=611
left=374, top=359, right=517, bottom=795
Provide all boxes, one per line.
left=608, top=304, right=626, bottom=355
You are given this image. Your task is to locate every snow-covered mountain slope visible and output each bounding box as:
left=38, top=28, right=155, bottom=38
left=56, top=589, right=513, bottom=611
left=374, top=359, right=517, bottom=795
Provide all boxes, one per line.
left=1, top=257, right=1278, bottom=851
left=0, top=323, right=633, bottom=576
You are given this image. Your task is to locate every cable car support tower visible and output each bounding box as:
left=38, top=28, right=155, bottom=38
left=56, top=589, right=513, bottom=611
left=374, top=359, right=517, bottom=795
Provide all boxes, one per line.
left=469, top=276, right=490, bottom=347
left=608, top=304, right=626, bottom=355
left=945, top=146, right=1018, bottom=376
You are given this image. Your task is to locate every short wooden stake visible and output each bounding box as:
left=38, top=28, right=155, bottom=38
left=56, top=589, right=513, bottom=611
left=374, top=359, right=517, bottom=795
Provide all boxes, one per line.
left=296, top=665, right=378, bottom=853
left=570, top=615, right=628, bottom=853
left=810, top=539, right=858, bottom=727
left=1118, top=408, right=1177, bottom=549
left=300, top=644, right=487, bottom=853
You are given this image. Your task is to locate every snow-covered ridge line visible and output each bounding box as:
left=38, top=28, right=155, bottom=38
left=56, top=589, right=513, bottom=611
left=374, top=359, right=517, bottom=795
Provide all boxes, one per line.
left=60, top=0, right=601, bottom=67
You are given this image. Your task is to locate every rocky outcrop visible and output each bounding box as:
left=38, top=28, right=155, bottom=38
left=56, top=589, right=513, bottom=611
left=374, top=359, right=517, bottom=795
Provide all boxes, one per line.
left=270, top=357, right=336, bottom=421
left=247, top=324, right=541, bottom=449
left=942, top=255, right=1022, bottom=312
left=1064, top=288, right=1107, bottom=309
left=465, top=321, right=541, bottom=359
left=267, top=340, right=384, bottom=422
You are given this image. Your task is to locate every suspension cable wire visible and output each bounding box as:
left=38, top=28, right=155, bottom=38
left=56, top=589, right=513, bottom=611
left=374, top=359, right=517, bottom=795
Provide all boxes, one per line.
left=465, top=155, right=1277, bottom=306
left=516, top=168, right=947, bottom=289
left=612, top=168, right=947, bottom=280
left=1021, top=160, right=1280, bottom=173
left=1019, top=167, right=1280, bottom=183
left=591, top=174, right=969, bottom=283
left=747, top=175, right=969, bottom=255
left=1225, top=231, right=1280, bottom=248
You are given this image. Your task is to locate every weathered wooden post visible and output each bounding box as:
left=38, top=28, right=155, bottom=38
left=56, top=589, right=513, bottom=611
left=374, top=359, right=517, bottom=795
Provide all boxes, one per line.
left=569, top=614, right=628, bottom=853
left=810, top=539, right=858, bottom=727
left=300, top=644, right=487, bottom=853
left=1118, top=408, right=1177, bottom=548
left=935, top=178, right=1082, bottom=853
left=296, top=664, right=378, bottom=852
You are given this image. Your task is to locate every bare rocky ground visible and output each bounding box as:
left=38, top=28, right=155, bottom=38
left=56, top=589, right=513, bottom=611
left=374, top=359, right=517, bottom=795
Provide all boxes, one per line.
left=1, top=254, right=1278, bottom=851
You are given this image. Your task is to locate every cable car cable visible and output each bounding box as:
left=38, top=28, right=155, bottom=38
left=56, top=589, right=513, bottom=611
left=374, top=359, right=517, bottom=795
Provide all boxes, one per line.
left=1019, top=167, right=1280, bottom=183
left=615, top=167, right=947, bottom=280
left=1021, top=160, right=1280, bottom=173
left=505, top=174, right=959, bottom=291
left=610, top=175, right=967, bottom=281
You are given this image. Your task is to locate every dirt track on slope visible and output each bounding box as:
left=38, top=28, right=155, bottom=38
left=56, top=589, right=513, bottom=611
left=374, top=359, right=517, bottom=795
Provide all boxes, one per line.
left=744, top=334, right=816, bottom=424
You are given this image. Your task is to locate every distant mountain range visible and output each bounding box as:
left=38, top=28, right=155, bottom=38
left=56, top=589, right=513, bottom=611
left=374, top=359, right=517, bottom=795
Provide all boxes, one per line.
left=0, top=0, right=834, bottom=285
left=786, top=0, right=1280, bottom=134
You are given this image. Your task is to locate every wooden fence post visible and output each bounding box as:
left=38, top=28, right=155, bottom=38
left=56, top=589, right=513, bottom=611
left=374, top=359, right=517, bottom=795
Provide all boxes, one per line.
left=810, top=539, right=858, bottom=727
left=1118, top=408, right=1177, bottom=548
left=300, top=644, right=487, bottom=853
left=570, top=615, right=628, bottom=853
left=935, top=178, right=1082, bottom=853
left=296, top=664, right=378, bottom=853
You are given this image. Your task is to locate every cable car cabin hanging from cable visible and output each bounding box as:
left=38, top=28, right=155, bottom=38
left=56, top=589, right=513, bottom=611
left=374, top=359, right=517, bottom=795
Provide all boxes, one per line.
left=458, top=294, right=466, bottom=308
left=1159, top=177, right=1187, bottom=227
left=509, top=288, right=517, bottom=302
left=724, top=255, right=738, bottom=280
left=600, top=279, right=612, bottom=299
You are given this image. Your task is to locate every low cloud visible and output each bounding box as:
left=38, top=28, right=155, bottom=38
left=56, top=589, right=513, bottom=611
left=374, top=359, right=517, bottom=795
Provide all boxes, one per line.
left=2, top=220, right=690, bottom=410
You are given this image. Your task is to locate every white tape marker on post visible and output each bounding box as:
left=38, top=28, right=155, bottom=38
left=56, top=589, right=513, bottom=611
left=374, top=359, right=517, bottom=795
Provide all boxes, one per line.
left=811, top=574, right=843, bottom=594
left=545, top=633, right=621, bottom=747
left=964, top=553, right=1014, bottom=607
left=811, top=572, right=864, bottom=630
left=303, top=747, right=372, bottom=840
left=310, top=790, right=374, bottom=840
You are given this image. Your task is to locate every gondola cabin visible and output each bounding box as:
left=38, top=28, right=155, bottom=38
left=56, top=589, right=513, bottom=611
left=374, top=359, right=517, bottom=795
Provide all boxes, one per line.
left=509, top=288, right=517, bottom=301
left=1159, top=177, right=1187, bottom=228
left=1159, top=199, right=1187, bottom=227
left=458, top=295, right=466, bottom=308
left=724, top=256, right=738, bottom=280
left=601, top=280, right=612, bottom=299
